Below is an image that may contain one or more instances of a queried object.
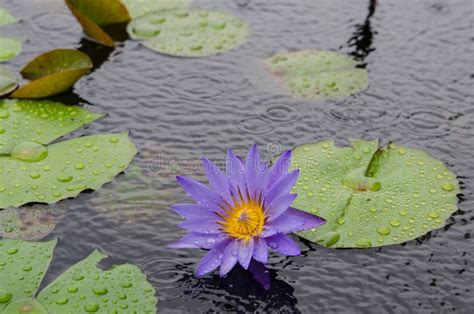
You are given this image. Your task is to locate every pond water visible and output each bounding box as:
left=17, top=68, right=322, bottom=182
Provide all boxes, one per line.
left=2, top=0, right=473, bottom=312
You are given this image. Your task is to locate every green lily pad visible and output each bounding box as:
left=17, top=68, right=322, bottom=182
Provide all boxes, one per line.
left=11, top=49, right=92, bottom=99
left=0, top=239, right=158, bottom=312
left=290, top=139, right=460, bottom=248
left=0, top=68, right=17, bottom=96
left=66, top=0, right=131, bottom=47
left=122, top=0, right=192, bottom=18
left=127, top=9, right=250, bottom=57
left=0, top=206, right=56, bottom=240
left=264, top=50, right=369, bottom=99
left=0, top=37, right=22, bottom=63
left=0, top=99, right=104, bottom=155
left=0, top=7, right=17, bottom=25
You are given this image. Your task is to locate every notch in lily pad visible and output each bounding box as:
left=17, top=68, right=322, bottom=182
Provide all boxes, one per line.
left=264, top=50, right=369, bottom=100
left=0, top=67, right=17, bottom=96
left=65, top=0, right=131, bottom=47
left=127, top=9, right=250, bottom=57
left=290, top=139, right=459, bottom=248
left=0, top=7, right=17, bottom=25
left=0, top=37, right=22, bottom=63
left=0, top=206, right=56, bottom=240
left=0, top=99, right=137, bottom=209
left=0, top=239, right=158, bottom=312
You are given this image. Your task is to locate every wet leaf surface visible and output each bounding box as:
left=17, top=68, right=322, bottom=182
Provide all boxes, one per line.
left=127, top=9, right=250, bottom=57
left=264, top=50, right=369, bottom=99
left=12, top=49, right=92, bottom=99
left=291, top=139, right=460, bottom=248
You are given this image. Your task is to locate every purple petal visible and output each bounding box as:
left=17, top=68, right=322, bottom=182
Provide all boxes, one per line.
left=168, top=232, right=226, bottom=249
left=267, top=150, right=291, bottom=190
left=264, top=169, right=299, bottom=206
left=176, top=176, right=223, bottom=212
left=202, top=157, right=232, bottom=203
left=238, top=238, right=254, bottom=270
left=195, top=239, right=231, bottom=277
left=178, top=219, right=220, bottom=233
left=226, top=149, right=245, bottom=189
left=219, top=240, right=239, bottom=277
left=172, top=204, right=219, bottom=219
left=266, top=234, right=301, bottom=256
left=248, top=260, right=271, bottom=290
left=252, top=237, right=268, bottom=264
left=262, top=207, right=325, bottom=237
left=266, top=193, right=297, bottom=221
left=245, top=144, right=260, bottom=195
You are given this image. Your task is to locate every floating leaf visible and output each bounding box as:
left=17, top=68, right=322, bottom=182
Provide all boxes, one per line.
left=122, top=0, right=192, bottom=18
left=0, top=99, right=103, bottom=155
left=290, top=139, right=459, bottom=248
left=0, top=68, right=17, bottom=96
left=264, top=50, right=369, bottom=99
left=11, top=49, right=92, bottom=99
left=127, top=9, right=250, bottom=57
left=65, top=0, right=131, bottom=47
left=0, top=239, right=158, bottom=312
left=0, top=206, right=56, bottom=240
left=0, top=37, right=22, bottom=62
left=0, top=7, right=17, bottom=25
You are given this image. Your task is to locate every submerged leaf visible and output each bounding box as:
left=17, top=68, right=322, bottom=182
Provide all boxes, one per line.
left=264, top=50, right=369, bottom=99
left=0, top=67, right=17, bottom=96
left=0, top=239, right=158, bottom=312
left=0, top=206, right=56, bottom=240
left=0, top=99, right=103, bottom=155
left=65, top=0, right=131, bottom=47
left=290, top=139, right=459, bottom=248
left=127, top=9, right=250, bottom=57
left=0, top=7, right=17, bottom=25
left=122, top=0, right=192, bottom=18
left=0, top=37, right=22, bottom=62
left=11, top=49, right=92, bottom=98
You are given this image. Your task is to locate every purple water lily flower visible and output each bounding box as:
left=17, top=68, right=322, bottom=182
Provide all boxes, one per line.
left=170, top=145, right=326, bottom=277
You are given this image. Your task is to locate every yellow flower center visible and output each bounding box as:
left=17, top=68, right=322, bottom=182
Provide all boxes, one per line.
left=217, top=190, right=265, bottom=241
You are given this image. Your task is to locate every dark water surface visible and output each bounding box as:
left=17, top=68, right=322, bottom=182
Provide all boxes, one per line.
left=2, top=0, right=473, bottom=313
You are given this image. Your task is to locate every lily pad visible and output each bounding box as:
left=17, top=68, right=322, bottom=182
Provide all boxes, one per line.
left=65, top=0, right=131, bottom=47
left=122, top=0, right=192, bottom=18
left=0, top=99, right=137, bottom=209
left=0, top=68, right=17, bottom=96
left=127, top=9, right=250, bottom=57
left=0, top=37, right=22, bottom=63
left=11, top=49, right=92, bottom=99
left=290, top=139, right=460, bottom=248
left=0, top=7, right=17, bottom=25
left=0, top=206, right=56, bottom=240
left=0, top=239, right=158, bottom=312
left=264, top=50, right=369, bottom=99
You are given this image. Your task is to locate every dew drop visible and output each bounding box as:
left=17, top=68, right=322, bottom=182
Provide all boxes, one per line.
left=11, top=142, right=48, bottom=162
left=441, top=183, right=454, bottom=191
left=377, top=226, right=391, bottom=235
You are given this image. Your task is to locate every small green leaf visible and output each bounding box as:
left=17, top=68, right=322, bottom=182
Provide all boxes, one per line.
left=291, top=140, right=459, bottom=248
left=38, top=249, right=157, bottom=313
left=0, top=239, right=56, bottom=311
left=0, top=7, right=17, bottom=25
left=0, top=132, right=137, bottom=208
left=65, top=0, right=131, bottom=47
left=127, top=9, right=250, bottom=57
left=0, top=67, right=17, bottom=96
left=0, top=99, right=104, bottom=155
left=0, top=206, right=56, bottom=240
left=0, top=37, right=22, bottom=62
left=0, top=239, right=158, bottom=312
left=122, top=0, right=192, bottom=18
left=264, top=50, right=369, bottom=99
left=11, top=49, right=92, bottom=99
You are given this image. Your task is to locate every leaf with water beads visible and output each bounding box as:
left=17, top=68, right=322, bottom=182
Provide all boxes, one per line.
left=0, top=7, right=17, bottom=25
left=264, top=50, right=369, bottom=100
left=122, top=0, right=192, bottom=18
left=11, top=49, right=93, bottom=99
left=65, top=0, right=131, bottom=47
left=290, top=139, right=460, bottom=248
left=0, top=37, right=22, bottom=63
left=0, top=239, right=158, bottom=313
left=0, top=99, right=104, bottom=155
left=127, top=9, right=250, bottom=57
left=0, top=67, right=17, bottom=96
left=0, top=206, right=56, bottom=240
